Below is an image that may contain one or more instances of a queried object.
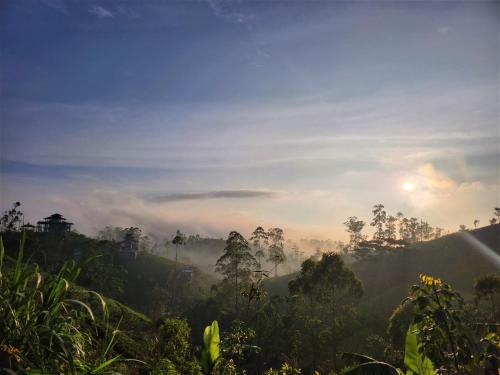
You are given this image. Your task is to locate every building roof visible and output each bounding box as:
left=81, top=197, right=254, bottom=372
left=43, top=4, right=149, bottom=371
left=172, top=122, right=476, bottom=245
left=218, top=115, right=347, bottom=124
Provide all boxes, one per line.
left=38, top=213, right=73, bottom=225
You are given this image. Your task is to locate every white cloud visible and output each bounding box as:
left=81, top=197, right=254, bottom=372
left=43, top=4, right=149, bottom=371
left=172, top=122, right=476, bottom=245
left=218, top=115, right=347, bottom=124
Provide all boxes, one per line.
left=437, top=26, right=452, bottom=34
left=38, top=0, right=69, bottom=15
left=88, top=5, right=114, bottom=18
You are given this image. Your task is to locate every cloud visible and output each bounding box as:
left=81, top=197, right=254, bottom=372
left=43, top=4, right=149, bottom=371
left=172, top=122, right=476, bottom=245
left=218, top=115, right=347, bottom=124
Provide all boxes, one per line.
left=206, top=0, right=253, bottom=25
left=38, top=0, right=69, bottom=15
left=88, top=5, right=114, bottom=18
left=437, top=26, right=452, bottom=34
left=418, top=163, right=456, bottom=190
left=147, top=190, right=279, bottom=203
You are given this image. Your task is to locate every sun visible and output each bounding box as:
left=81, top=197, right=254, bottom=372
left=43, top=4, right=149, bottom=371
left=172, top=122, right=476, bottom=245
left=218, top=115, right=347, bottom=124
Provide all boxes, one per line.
left=402, top=181, right=415, bottom=191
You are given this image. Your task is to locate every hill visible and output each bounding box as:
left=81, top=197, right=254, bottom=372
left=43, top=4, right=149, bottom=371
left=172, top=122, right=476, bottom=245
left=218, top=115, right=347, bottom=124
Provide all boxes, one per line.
left=264, top=224, right=500, bottom=317
left=1, top=231, right=218, bottom=317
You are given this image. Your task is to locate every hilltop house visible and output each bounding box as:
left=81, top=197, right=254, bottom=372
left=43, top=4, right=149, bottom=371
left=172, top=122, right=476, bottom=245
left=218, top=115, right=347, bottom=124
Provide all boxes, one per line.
left=37, top=213, right=73, bottom=233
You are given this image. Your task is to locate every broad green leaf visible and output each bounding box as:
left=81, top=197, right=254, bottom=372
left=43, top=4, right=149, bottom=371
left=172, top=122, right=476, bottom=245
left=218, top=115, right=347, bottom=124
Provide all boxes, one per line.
left=208, top=320, right=220, bottom=363
left=201, top=320, right=220, bottom=374
left=404, top=325, right=435, bottom=375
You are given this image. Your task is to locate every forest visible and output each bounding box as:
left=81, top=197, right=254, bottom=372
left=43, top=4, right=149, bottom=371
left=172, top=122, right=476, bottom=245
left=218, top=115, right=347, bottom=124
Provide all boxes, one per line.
left=0, top=202, right=499, bottom=374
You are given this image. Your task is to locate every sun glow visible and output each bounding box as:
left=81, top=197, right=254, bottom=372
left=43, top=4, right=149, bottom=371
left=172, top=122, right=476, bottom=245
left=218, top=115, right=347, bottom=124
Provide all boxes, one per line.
left=402, top=181, right=415, bottom=191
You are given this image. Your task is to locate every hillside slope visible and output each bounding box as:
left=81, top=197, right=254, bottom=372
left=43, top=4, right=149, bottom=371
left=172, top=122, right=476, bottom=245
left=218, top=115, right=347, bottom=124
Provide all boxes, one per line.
left=352, top=224, right=499, bottom=317
left=264, top=224, right=500, bottom=317
left=1, top=231, right=218, bottom=316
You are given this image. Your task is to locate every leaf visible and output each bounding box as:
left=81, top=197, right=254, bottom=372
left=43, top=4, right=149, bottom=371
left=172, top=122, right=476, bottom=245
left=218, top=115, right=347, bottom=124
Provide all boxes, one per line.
left=64, top=299, right=95, bottom=321
left=201, top=320, right=220, bottom=374
left=404, top=325, right=435, bottom=375
left=208, top=320, right=220, bottom=364
left=342, top=361, right=400, bottom=374
left=90, top=355, right=121, bottom=374
left=341, top=352, right=378, bottom=364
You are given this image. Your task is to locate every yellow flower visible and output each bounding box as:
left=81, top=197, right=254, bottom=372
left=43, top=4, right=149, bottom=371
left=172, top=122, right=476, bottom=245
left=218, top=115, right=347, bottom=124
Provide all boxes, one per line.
left=419, top=274, right=443, bottom=287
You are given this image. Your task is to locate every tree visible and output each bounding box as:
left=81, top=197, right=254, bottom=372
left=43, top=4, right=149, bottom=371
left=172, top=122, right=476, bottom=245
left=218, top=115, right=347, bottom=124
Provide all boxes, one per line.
left=384, top=215, right=397, bottom=241
left=420, top=221, right=433, bottom=241
left=267, top=228, right=286, bottom=277
left=474, top=274, right=500, bottom=320
left=343, top=216, right=365, bottom=254
left=250, top=226, right=268, bottom=272
left=434, top=227, right=443, bottom=239
left=289, top=244, right=303, bottom=272
left=473, top=219, right=480, bottom=228
left=0, top=202, right=24, bottom=232
left=459, top=224, right=468, bottom=232
left=370, top=204, right=387, bottom=240
left=172, top=229, right=186, bottom=272
left=490, top=218, right=498, bottom=225
left=495, top=207, right=500, bottom=222
left=215, top=231, right=257, bottom=312
left=408, top=217, right=419, bottom=242
left=396, top=212, right=406, bottom=240
left=403, top=275, right=476, bottom=373
left=121, top=227, right=141, bottom=253
left=288, top=252, right=363, bottom=371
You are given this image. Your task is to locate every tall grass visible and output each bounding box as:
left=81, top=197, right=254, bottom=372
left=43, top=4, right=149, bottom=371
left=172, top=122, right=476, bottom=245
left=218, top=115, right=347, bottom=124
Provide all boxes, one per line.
left=0, top=231, right=121, bottom=374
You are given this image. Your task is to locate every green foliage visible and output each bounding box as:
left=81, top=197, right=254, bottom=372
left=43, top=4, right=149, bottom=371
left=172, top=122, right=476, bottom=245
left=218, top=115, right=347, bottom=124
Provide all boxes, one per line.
left=264, top=362, right=303, bottom=375
left=403, top=325, right=435, bottom=375
left=216, top=232, right=257, bottom=313
left=156, top=317, right=200, bottom=374
left=344, top=216, right=366, bottom=255
left=404, top=274, right=476, bottom=373
left=150, top=358, right=179, bottom=375
left=371, top=204, right=387, bottom=241
left=341, top=325, right=435, bottom=375
left=474, top=273, right=500, bottom=319
left=267, top=228, right=286, bottom=277
left=220, top=320, right=260, bottom=368
left=201, top=320, right=221, bottom=374
left=287, top=252, right=364, bottom=372
left=0, top=232, right=122, bottom=373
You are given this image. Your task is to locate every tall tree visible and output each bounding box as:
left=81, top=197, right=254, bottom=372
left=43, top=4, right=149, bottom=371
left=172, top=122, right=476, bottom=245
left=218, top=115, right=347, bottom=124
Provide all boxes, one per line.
left=172, top=229, right=186, bottom=272
left=344, top=216, right=365, bottom=254
left=121, top=227, right=142, bottom=253
left=408, top=217, right=419, bottom=242
left=288, top=252, right=363, bottom=371
left=396, top=212, right=405, bottom=240
left=267, top=228, right=286, bottom=277
left=370, top=204, right=387, bottom=240
left=249, top=226, right=268, bottom=272
left=384, top=215, right=397, bottom=241
left=215, top=231, right=257, bottom=312
left=420, top=220, right=433, bottom=241
left=473, top=219, right=480, bottom=228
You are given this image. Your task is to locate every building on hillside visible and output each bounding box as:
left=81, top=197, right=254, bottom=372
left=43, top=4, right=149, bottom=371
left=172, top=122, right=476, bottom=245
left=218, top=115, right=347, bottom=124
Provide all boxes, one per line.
left=119, top=228, right=141, bottom=261
left=37, top=213, right=73, bottom=233
left=180, top=266, right=193, bottom=283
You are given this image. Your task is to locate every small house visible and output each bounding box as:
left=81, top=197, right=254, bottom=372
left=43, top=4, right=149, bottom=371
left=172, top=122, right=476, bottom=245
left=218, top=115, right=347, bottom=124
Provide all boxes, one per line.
left=37, top=213, right=73, bottom=233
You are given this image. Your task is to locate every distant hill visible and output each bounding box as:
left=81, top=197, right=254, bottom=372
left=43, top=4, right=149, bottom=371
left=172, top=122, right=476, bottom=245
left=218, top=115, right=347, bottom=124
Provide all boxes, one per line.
left=263, top=224, right=500, bottom=317
left=1, top=231, right=218, bottom=316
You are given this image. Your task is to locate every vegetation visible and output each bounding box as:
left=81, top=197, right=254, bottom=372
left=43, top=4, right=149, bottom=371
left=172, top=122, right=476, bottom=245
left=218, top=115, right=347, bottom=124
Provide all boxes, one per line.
left=0, top=202, right=499, bottom=374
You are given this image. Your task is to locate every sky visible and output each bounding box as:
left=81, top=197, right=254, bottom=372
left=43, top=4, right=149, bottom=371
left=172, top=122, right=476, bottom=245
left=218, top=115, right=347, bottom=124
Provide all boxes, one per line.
left=0, top=0, right=499, bottom=241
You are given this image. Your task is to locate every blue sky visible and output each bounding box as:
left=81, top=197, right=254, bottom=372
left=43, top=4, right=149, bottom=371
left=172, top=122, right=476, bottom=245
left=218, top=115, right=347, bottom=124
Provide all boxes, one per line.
left=1, top=0, right=498, bottom=240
